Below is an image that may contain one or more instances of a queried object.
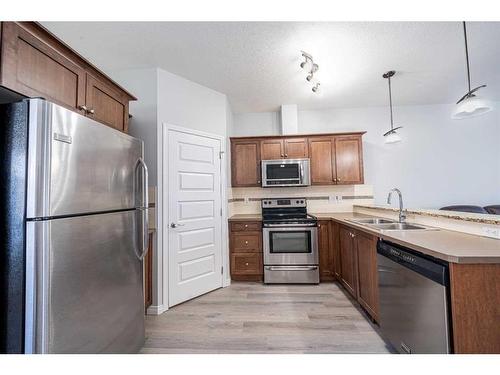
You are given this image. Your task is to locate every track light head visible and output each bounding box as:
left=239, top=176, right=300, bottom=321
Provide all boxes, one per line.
left=312, top=83, right=321, bottom=93
left=306, top=74, right=313, bottom=82
left=300, top=61, right=308, bottom=69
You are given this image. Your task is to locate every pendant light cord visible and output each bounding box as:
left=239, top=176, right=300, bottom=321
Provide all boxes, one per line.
left=388, top=76, right=394, bottom=130
left=463, top=21, right=472, bottom=93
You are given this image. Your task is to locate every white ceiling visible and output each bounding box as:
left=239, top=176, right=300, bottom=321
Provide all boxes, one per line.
left=42, top=22, right=500, bottom=113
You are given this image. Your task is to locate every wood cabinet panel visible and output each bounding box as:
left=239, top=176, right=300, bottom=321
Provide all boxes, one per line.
left=339, top=226, right=358, bottom=298
left=144, top=232, right=154, bottom=312
left=335, top=136, right=364, bottom=184
left=1, top=22, right=86, bottom=112
left=355, top=230, right=379, bottom=322
left=318, top=220, right=334, bottom=281
left=261, top=139, right=284, bottom=160
left=231, top=140, right=261, bottom=187
left=309, top=137, right=335, bottom=184
left=230, top=222, right=262, bottom=232
left=331, top=222, right=341, bottom=279
left=450, top=263, right=500, bottom=353
left=85, top=74, right=129, bottom=132
left=231, top=233, right=262, bottom=253
left=230, top=253, right=263, bottom=277
left=284, top=137, right=308, bottom=158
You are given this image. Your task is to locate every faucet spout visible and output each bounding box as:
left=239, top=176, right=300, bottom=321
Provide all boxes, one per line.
left=387, top=188, right=406, bottom=223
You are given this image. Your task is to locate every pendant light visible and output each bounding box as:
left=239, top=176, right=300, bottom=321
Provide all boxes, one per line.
left=452, top=22, right=492, bottom=119
left=382, top=70, right=402, bottom=144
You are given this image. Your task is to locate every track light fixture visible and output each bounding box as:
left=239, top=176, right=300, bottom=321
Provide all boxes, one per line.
left=300, top=51, right=321, bottom=93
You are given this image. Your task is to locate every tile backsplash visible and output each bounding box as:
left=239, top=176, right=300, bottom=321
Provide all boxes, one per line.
left=228, top=185, right=374, bottom=216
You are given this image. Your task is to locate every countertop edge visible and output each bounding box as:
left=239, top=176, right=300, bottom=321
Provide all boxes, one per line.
left=326, top=215, right=500, bottom=264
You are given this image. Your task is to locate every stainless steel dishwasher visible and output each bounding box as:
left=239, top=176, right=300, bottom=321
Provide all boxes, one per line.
left=377, top=240, right=451, bottom=354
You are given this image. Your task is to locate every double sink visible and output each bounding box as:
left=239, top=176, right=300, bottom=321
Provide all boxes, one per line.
left=347, top=217, right=438, bottom=232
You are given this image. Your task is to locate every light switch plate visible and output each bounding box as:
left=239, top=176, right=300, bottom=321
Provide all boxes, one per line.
left=244, top=197, right=249, bottom=204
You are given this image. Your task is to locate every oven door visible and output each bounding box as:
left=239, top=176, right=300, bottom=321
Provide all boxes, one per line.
left=263, top=226, right=318, bottom=265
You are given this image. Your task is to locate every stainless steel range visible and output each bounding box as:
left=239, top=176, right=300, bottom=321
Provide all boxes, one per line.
left=262, top=198, right=319, bottom=284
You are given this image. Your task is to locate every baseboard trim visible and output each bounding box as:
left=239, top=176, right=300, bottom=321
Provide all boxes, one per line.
left=146, top=304, right=168, bottom=315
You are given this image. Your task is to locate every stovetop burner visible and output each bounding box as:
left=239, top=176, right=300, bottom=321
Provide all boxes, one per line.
left=261, top=198, right=317, bottom=226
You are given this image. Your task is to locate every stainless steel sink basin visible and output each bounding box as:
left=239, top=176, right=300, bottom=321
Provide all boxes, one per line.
left=347, top=218, right=395, bottom=225
left=371, top=223, right=437, bottom=231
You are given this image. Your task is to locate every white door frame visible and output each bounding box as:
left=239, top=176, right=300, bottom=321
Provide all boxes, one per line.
left=154, top=123, right=230, bottom=313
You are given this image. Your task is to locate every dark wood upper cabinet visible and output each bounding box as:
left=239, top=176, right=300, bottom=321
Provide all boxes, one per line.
left=0, top=22, right=86, bottom=113
left=284, top=137, right=309, bottom=158
left=355, top=230, right=379, bottom=322
left=230, top=132, right=364, bottom=187
left=335, top=136, right=364, bottom=185
left=309, top=137, right=335, bottom=184
left=85, top=74, right=129, bottom=132
left=339, top=225, right=358, bottom=298
left=261, top=139, right=284, bottom=160
left=0, top=22, right=136, bottom=132
left=231, top=139, right=261, bottom=187
left=318, top=220, right=334, bottom=281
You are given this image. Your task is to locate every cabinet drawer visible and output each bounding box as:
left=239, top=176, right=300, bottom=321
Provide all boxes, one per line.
left=231, top=233, right=261, bottom=253
left=230, top=221, right=261, bottom=232
left=231, top=253, right=262, bottom=275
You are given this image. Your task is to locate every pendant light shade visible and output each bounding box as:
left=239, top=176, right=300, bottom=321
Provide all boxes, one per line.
left=452, top=95, right=492, bottom=119
left=382, top=70, right=402, bottom=144
left=453, top=22, right=492, bottom=119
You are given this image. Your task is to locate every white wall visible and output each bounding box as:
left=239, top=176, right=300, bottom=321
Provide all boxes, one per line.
left=232, top=111, right=281, bottom=136
left=157, top=69, right=228, bottom=137
left=111, top=68, right=159, bottom=185
left=232, top=103, right=500, bottom=209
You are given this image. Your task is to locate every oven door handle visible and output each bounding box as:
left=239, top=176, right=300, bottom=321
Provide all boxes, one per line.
left=265, top=266, right=318, bottom=271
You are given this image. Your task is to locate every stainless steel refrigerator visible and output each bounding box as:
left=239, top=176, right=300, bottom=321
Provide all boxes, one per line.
left=0, top=98, right=148, bottom=353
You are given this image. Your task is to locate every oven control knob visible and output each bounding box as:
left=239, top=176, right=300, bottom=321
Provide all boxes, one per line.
left=296, top=200, right=299, bottom=204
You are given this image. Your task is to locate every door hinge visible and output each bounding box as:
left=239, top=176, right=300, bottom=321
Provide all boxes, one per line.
left=221, top=266, right=224, bottom=275
left=219, top=151, right=225, bottom=159
left=220, top=208, right=223, bottom=216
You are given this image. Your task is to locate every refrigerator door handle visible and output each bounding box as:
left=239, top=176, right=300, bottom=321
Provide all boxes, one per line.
left=136, top=157, right=149, bottom=260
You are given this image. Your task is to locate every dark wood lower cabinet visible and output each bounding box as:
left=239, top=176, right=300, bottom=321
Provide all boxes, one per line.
left=318, top=220, right=334, bottom=281
left=229, top=221, right=263, bottom=281
left=339, top=226, right=358, bottom=298
left=450, top=263, right=500, bottom=353
left=355, top=231, right=379, bottom=322
left=336, top=224, right=379, bottom=322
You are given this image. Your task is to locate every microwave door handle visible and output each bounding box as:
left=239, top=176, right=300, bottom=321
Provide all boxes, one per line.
left=299, top=163, right=304, bottom=182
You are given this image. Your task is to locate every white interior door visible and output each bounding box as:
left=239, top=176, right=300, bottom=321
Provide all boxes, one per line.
left=167, top=129, right=223, bottom=307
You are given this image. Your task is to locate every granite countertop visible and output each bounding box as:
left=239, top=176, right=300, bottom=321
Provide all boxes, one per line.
left=313, top=212, right=500, bottom=264
left=229, top=214, right=263, bottom=221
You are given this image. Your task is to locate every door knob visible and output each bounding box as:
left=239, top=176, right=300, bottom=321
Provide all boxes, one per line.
left=170, top=222, right=185, bottom=228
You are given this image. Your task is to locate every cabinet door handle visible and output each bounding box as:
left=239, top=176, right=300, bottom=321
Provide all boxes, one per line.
left=245, top=262, right=249, bottom=266
left=244, top=224, right=248, bottom=228
left=281, top=154, right=284, bottom=157
left=78, top=105, right=88, bottom=113
left=245, top=241, right=249, bottom=244
left=284, top=154, right=288, bottom=157
left=88, top=108, right=95, bottom=115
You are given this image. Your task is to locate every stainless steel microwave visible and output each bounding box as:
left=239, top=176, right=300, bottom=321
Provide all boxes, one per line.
left=261, top=158, right=311, bottom=187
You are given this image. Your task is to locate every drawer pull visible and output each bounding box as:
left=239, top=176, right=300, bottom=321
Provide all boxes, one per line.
left=244, top=224, right=248, bottom=228
left=245, top=262, right=249, bottom=266
left=245, top=240, right=249, bottom=244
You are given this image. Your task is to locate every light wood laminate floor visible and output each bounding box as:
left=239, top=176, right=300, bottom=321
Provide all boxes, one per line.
left=141, top=282, right=391, bottom=354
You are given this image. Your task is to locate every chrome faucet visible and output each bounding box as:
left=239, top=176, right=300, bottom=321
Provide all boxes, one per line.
left=387, top=188, right=406, bottom=223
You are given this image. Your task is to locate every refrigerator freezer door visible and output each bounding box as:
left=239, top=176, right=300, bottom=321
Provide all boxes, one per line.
left=26, top=99, right=145, bottom=219
left=25, top=210, right=145, bottom=353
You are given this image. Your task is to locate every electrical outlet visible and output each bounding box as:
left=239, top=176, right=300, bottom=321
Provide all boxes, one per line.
left=482, top=226, right=500, bottom=239
left=329, top=195, right=336, bottom=203
left=244, top=197, right=249, bottom=204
